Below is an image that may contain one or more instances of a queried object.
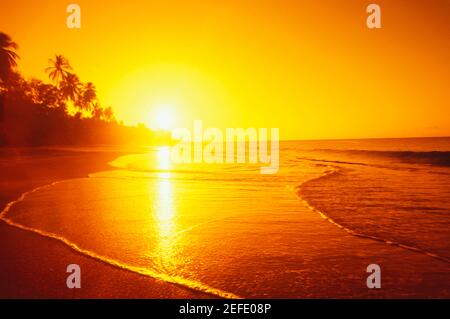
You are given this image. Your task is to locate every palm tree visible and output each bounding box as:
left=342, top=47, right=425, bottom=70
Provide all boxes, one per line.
left=0, top=33, right=19, bottom=121
left=103, top=107, right=115, bottom=122
left=59, top=73, right=81, bottom=102
left=78, top=82, right=97, bottom=111
left=29, top=79, right=64, bottom=108
left=92, top=103, right=104, bottom=120
left=45, top=55, right=72, bottom=85
left=0, top=32, right=19, bottom=83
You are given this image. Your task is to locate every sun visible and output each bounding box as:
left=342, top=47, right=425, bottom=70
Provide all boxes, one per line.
left=150, top=106, right=176, bottom=131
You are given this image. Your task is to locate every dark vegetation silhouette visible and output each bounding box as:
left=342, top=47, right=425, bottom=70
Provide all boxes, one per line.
left=0, top=32, right=169, bottom=146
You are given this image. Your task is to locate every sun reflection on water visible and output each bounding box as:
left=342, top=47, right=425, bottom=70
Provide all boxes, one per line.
left=157, top=146, right=172, bottom=171
left=152, top=147, right=177, bottom=270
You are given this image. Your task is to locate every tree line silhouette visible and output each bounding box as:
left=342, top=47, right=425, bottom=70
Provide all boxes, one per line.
left=0, top=32, right=169, bottom=146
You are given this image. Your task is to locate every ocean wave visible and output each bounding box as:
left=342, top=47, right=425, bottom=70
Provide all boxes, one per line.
left=0, top=182, right=242, bottom=299
left=304, top=150, right=450, bottom=167
left=296, top=167, right=450, bottom=264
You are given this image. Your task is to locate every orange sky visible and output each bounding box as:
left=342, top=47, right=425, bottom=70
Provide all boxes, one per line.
left=0, top=0, right=449, bottom=139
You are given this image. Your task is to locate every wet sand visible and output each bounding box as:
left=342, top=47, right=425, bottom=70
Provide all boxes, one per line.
left=0, top=147, right=212, bottom=298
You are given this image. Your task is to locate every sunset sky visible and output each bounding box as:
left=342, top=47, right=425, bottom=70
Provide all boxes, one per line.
left=0, top=0, right=449, bottom=139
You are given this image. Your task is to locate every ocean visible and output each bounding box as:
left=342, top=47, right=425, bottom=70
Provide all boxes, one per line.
left=1, top=137, right=449, bottom=298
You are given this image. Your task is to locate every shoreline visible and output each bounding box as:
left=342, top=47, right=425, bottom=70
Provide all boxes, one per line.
left=296, top=166, right=450, bottom=265
left=1, top=146, right=449, bottom=298
left=0, top=147, right=214, bottom=299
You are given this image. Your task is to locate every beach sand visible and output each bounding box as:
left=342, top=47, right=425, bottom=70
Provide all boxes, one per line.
left=0, top=147, right=211, bottom=298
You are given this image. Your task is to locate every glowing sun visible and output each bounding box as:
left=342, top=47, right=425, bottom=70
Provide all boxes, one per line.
left=149, top=106, right=176, bottom=131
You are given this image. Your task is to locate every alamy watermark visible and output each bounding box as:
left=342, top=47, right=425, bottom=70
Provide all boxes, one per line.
left=66, top=264, right=81, bottom=289
left=366, top=264, right=381, bottom=289
left=171, top=120, right=279, bottom=175
left=366, top=4, right=382, bottom=29
left=66, top=3, right=382, bottom=30
left=66, top=4, right=81, bottom=29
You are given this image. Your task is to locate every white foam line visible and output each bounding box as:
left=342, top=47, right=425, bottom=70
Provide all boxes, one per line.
left=0, top=182, right=242, bottom=299
left=0, top=181, right=62, bottom=219
left=297, top=166, right=450, bottom=265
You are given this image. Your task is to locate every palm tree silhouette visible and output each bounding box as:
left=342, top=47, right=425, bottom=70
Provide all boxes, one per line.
left=29, top=79, right=64, bottom=108
left=0, top=32, right=19, bottom=82
left=92, top=103, right=104, bottom=120
left=78, top=82, right=97, bottom=111
left=45, top=55, right=72, bottom=85
left=103, top=107, right=114, bottom=122
left=60, top=73, right=81, bottom=102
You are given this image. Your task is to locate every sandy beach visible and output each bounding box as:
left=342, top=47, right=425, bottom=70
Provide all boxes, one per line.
left=0, top=147, right=212, bottom=299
